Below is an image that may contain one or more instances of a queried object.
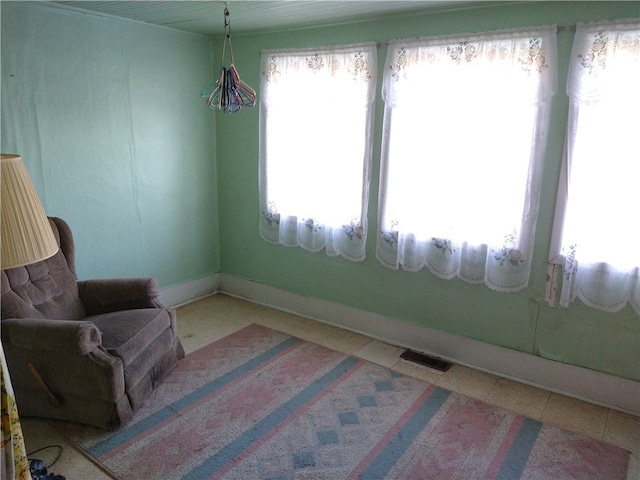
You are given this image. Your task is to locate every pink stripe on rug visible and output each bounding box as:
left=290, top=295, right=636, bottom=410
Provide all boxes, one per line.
left=483, top=413, right=525, bottom=479
left=348, top=384, right=439, bottom=480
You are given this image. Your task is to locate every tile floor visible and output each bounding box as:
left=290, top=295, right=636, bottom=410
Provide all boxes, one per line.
left=20, top=293, right=640, bottom=479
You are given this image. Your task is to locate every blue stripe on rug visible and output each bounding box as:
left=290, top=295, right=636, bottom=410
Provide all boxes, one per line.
left=181, top=356, right=361, bottom=480
left=495, top=417, right=543, bottom=480
left=88, top=335, right=301, bottom=458
left=358, top=387, right=451, bottom=480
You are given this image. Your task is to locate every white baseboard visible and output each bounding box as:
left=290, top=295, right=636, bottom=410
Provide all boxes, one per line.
left=216, top=274, right=640, bottom=416
left=159, top=273, right=220, bottom=308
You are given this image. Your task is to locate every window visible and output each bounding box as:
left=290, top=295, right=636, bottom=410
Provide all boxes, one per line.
left=551, top=20, right=640, bottom=314
left=376, top=27, right=557, bottom=292
left=259, top=44, right=377, bottom=261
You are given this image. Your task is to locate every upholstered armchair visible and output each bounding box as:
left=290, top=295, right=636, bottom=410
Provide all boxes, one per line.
left=1, top=217, right=184, bottom=430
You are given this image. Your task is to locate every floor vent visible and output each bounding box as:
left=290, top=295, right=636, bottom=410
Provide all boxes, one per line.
left=400, top=350, right=453, bottom=372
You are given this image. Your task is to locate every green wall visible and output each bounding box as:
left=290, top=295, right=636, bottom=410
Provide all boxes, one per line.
left=216, top=1, right=640, bottom=381
left=1, top=1, right=219, bottom=286
left=1, top=1, right=638, bottom=382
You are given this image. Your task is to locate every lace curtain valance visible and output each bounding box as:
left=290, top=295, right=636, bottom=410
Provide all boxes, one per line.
left=383, top=27, right=558, bottom=107
left=567, top=20, right=640, bottom=104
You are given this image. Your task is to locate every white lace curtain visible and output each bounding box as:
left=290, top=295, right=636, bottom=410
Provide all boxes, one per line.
left=559, top=20, right=640, bottom=315
left=259, top=43, right=377, bottom=261
left=377, top=27, right=557, bottom=292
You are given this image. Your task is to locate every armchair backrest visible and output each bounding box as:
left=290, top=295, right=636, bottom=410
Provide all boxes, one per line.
left=1, top=217, right=87, bottom=320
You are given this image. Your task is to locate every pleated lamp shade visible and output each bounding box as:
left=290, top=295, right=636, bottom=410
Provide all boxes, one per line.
left=1, top=154, right=58, bottom=269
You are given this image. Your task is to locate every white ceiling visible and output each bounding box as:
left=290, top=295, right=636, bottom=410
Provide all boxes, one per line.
left=49, top=1, right=481, bottom=36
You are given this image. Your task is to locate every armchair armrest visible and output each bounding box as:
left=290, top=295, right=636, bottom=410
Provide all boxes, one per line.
left=1, top=318, right=102, bottom=356
left=78, top=278, right=163, bottom=314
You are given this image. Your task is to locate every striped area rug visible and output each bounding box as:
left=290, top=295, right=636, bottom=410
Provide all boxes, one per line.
left=51, top=324, right=629, bottom=479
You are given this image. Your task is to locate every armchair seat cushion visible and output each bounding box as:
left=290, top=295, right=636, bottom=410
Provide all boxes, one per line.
left=89, top=308, right=171, bottom=367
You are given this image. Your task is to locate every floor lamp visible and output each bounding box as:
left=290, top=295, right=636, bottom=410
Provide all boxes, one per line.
left=1, top=154, right=59, bottom=480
